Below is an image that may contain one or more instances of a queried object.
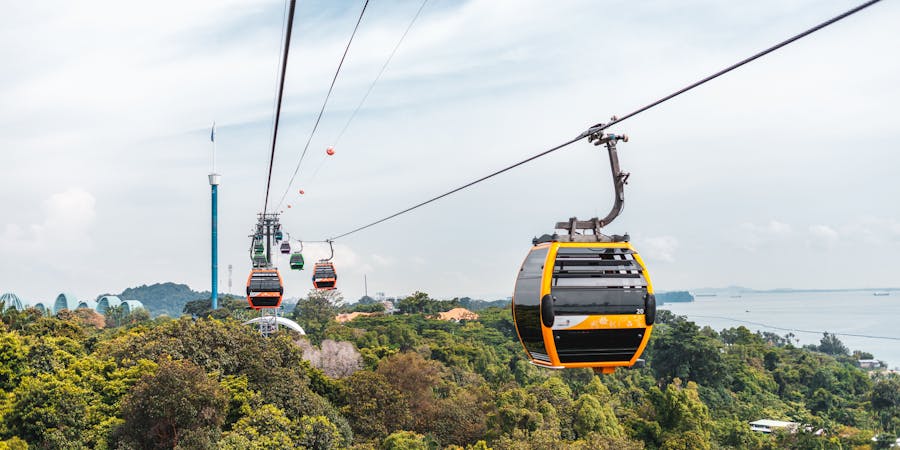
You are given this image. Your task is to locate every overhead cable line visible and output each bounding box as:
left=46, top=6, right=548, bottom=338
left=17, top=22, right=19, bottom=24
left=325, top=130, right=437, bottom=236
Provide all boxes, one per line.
left=327, top=0, right=881, bottom=241
left=332, top=0, right=429, bottom=147
left=688, top=314, right=900, bottom=341
left=275, top=0, right=371, bottom=211
left=265, top=0, right=290, bottom=157
left=263, top=0, right=297, bottom=214
left=280, top=0, right=429, bottom=212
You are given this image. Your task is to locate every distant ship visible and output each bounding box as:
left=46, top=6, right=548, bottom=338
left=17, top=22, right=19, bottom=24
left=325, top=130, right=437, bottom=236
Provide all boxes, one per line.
left=873, top=292, right=890, bottom=296
left=694, top=293, right=718, bottom=297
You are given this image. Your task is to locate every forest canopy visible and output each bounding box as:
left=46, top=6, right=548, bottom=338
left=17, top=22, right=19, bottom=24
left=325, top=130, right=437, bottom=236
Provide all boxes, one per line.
left=0, top=290, right=897, bottom=449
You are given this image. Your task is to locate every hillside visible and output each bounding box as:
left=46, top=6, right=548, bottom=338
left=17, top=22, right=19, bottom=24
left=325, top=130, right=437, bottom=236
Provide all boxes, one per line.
left=0, top=289, right=896, bottom=449
left=119, top=282, right=211, bottom=317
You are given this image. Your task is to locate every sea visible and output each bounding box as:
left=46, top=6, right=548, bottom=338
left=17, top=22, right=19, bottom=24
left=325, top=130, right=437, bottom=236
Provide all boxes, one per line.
left=661, top=290, right=900, bottom=370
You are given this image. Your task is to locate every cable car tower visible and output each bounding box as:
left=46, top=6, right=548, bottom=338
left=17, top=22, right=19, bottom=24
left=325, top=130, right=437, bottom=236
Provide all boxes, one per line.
left=247, top=212, right=287, bottom=336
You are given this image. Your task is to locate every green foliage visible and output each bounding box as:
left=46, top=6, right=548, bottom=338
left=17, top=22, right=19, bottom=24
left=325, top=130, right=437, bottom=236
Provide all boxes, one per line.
left=816, top=332, right=851, bottom=356
left=381, top=431, right=428, bottom=450
left=114, top=359, right=228, bottom=449
left=339, top=371, right=410, bottom=440
left=120, top=282, right=212, bottom=317
left=0, top=300, right=891, bottom=449
left=649, top=319, right=726, bottom=387
left=291, top=289, right=342, bottom=341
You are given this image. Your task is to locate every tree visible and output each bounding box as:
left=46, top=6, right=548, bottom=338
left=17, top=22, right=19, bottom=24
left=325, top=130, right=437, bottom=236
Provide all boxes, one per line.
left=398, top=291, right=431, bottom=314
left=817, top=332, right=850, bottom=356
left=4, top=374, right=94, bottom=447
left=871, top=376, right=900, bottom=431
left=292, top=290, right=342, bottom=339
left=382, top=431, right=428, bottom=450
left=295, top=415, right=344, bottom=450
left=0, top=332, right=27, bottom=390
left=115, top=359, right=228, bottom=449
left=298, top=339, right=362, bottom=379
left=218, top=404, right=294, bottom=450
left=650, top=319, right=726, bottom=387
left=376, top=351, right=447, bottom=430
left=340, top=371, right=410, bottom=440
left=104, top=304, right=127, bottom=328
left=572, top=393, right=624, bottom=438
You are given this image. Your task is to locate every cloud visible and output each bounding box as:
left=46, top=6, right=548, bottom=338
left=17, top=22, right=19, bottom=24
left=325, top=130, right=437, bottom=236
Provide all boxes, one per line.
left=0, top=188, right=96, bottom=254
left=807, top=224, right=839, bottom=249
left=736, top=220, right=792, bottom=252
left=843, top=217, right=900, bottom=246
left=640, top=235, right=679, bottom=263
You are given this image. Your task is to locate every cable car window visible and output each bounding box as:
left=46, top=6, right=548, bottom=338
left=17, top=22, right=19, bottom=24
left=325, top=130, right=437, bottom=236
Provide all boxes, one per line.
left=513, top=247, right=549, bottom=357
left=550, top=287, right=647, bottom=315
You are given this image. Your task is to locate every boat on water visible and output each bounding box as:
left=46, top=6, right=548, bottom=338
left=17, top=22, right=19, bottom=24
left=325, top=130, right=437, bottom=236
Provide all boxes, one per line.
left=694, top=293, right=717, bottom=297
left=873, top=292, right=890, bottom=296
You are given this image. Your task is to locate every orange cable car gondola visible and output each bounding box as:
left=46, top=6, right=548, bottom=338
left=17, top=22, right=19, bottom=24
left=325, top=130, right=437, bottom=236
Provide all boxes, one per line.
left=246, top=268, right=284, bottom=309
left=511, top=128, right=655, bottom=373
left=312, top=240, right=337, bottom=290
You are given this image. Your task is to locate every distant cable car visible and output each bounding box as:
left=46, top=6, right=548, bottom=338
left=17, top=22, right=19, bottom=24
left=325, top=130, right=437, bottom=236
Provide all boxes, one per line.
left=252, top=254, right=267, bottom=268
left=312, top=261, right=337, bottom=290
left=312, top=240, right=337, bottom=289
left=326, top=146, right=335, bottom=156
left=290, top=252, right=305, bottom=270
left=299, top=189, right=305, bottom=195
left=511, top=129, right=654, bottom=373
left=246, top=269, right=284, bottom=309
left=280, top=242, right=291, bottom=254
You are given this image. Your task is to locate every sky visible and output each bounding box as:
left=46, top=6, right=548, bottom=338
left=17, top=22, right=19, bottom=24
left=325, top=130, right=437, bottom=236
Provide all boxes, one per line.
left=1, top=0, right=898, bottom=305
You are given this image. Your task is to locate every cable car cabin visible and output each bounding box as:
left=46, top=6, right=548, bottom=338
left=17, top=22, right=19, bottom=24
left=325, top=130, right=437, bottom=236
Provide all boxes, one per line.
left=280, top=242, right=291, bottom=254
left=512, top=241, right=656, bottom=373
left=312, top=261, right=337, bottom=290
left=290, top=252, right=305, bottom=270
left=246, top=269, right=284, bottom=309
left=251, top=254, right=268, bottom=268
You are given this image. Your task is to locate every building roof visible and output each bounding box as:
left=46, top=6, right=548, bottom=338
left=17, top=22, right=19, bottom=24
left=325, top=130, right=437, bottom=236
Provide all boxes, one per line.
left=121, top=300, right=145, bottom=314
left=54, top=292, right=80, bottom=312
left=435, top=307, right=479, bottom=321
left=97, top=295, right=122, bottom=314
left=0, top=293, right=24, bottom=311
left=335, top=312, right=375, bottom=323
left=750, top=419, right=799, bottom=428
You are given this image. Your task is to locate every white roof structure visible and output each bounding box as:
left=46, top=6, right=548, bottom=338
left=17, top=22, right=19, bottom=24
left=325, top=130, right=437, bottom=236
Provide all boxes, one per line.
left=243, top=316, right=305, bottom=334
left=749, top=419, right=800, bottom=433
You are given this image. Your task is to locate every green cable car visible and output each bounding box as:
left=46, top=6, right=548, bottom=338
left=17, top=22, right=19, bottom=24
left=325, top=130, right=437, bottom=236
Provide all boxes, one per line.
left=290, top=252, right=305, bottom=270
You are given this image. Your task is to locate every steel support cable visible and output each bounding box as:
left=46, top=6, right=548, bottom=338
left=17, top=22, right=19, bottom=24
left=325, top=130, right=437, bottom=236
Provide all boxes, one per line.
left=281, top=0, right=428, bottom=211
left=327, top=0, right=881, bottom=241
left=333, top=0, right=430, bottom=146
left=263, top=0, right=298, bottom=214
left=275, top=0, right=371, bottom=211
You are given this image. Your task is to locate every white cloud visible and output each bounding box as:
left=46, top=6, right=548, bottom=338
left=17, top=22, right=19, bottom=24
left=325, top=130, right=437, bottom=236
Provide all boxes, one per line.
left=640, top=235, right=679, bottom=263
left=843, top=217, right=900, bottom=246
left=807, top=224, right=839, bottom=249
left=0, top=188, right=96, bottom=254
left=736, top=220, right=793, bottom=252
left=2, top=0, right=900, bottom=299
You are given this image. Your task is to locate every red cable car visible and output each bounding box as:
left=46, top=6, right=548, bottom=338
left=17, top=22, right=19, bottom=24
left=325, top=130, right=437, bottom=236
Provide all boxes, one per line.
left=246, top=269, right=284, bottom=309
